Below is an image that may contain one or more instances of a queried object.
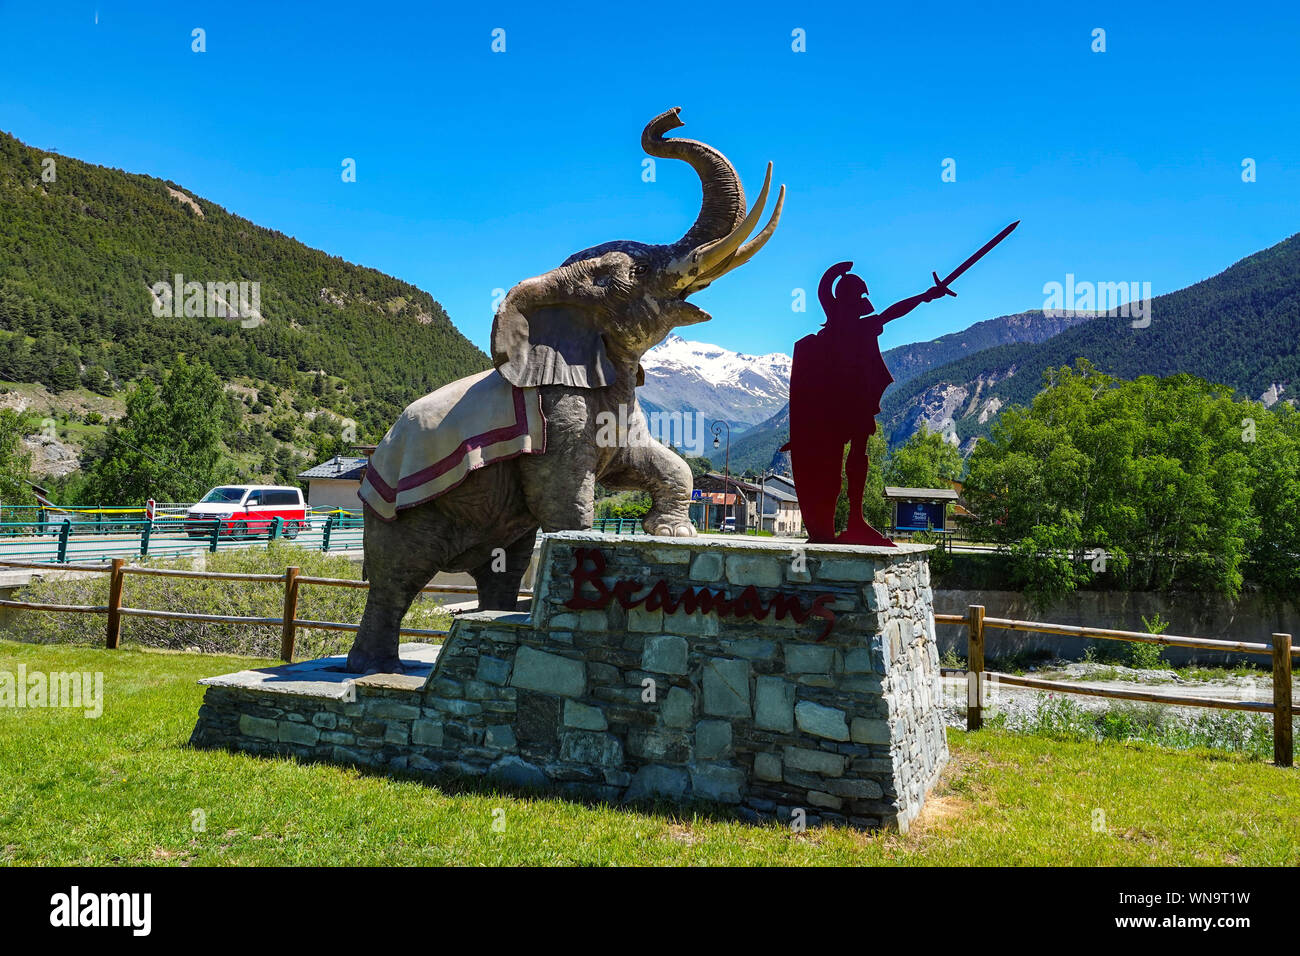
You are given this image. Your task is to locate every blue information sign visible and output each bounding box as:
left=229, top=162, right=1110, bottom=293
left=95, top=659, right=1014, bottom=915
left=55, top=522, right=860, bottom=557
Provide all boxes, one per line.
left=895, top=501, right=946, bottom=532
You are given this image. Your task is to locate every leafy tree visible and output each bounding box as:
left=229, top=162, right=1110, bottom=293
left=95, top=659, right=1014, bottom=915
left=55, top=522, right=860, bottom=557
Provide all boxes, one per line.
left=1241, top=401, right=1300, bottom=601
left=0, top=409, right=35, bottom=504
left=682, top=453, right=711, bottom=479
left=883, top=423, right=964, bottom=488
left=84, top=358, right=226, bottom=503
left=596, top=490, right=651, bottom=519
left=964, top=361, right=1293, bottom=606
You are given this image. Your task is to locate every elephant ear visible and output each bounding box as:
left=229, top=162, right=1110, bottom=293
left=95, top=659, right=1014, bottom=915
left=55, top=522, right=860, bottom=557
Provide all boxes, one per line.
left=491, top=301, right=617, bottom=390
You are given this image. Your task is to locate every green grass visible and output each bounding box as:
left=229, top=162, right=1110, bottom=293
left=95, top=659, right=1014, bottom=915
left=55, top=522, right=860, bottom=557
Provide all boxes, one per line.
left=1173, top=663, right=1269, bottom=682
left=1, top=638, right=1297, bottom=866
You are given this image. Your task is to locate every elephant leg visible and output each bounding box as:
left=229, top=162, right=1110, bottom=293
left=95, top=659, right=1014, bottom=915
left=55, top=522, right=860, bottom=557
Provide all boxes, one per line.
left=469, top=526, right=538, bottom=611
left=347, top=507, right=447, bottom=674
left=518, top=439, right=599, bottom=532
left=604, top=436, right=696, bottom=537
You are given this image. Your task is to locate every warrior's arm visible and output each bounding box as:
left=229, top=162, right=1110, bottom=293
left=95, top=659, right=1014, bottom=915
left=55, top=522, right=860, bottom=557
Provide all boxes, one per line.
left=878, top=292, right=931, bottom=324
left=879, top=275, right=955, bottom=324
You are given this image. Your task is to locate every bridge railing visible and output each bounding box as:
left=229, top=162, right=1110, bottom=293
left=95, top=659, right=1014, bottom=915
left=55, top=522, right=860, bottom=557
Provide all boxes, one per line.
left=591, top=517, right=646, bottom=534
left=0, top=514, right=365, bottom=564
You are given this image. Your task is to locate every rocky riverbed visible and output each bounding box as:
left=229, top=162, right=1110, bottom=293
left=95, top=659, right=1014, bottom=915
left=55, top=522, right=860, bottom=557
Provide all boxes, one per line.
left=938, top=660, right=1274, bottom=738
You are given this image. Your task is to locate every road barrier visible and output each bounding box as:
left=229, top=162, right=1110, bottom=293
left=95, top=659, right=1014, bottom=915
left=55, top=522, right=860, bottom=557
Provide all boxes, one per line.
left=0, top=511, right=365, bottom=563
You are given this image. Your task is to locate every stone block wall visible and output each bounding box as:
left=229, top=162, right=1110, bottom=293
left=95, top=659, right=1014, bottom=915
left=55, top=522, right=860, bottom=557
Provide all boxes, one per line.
left=191, top=532, right=948, bottom=830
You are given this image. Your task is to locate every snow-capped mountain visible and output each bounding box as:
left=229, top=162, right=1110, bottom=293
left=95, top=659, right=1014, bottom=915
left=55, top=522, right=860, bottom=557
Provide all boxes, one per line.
left=637, top=334, right=792, bottom=429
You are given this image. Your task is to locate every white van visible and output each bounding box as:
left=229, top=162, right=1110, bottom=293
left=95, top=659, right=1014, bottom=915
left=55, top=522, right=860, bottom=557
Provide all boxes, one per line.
left=186, top=485, right=309, bottom=538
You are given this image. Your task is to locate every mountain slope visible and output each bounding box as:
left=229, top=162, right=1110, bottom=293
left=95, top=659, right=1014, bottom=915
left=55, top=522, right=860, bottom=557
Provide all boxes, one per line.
left=0, top=130, right=489, bottom=445
left=721, top=403, right=791, bottom=475
left=638, top=334, right=791, bottom=429
left=881, top=309, right=1094, bottom=386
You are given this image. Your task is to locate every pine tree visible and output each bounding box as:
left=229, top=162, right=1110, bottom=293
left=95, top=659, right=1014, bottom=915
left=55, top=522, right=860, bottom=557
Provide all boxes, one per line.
left=85, top=358, right=226, bottom=503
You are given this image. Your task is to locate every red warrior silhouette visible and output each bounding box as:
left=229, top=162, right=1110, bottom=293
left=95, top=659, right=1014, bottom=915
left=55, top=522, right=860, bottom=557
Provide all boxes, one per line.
left=784, top=223, right=1019, bottom=545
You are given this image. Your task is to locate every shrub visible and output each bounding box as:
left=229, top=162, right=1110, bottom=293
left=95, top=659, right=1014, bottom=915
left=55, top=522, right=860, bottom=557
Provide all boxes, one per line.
left=1001, top=695, right=1277, bottom=758
left=1129, top=612, right=1171, bottom=669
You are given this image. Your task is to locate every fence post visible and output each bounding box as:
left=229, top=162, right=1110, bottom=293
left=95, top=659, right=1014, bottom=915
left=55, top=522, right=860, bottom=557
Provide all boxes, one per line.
left=209, top=518, right=221, bottom=553
left=140, top=517, right=152, bottom=558
left=322, top=515, right=334, bottom=552
left=271, top=516, right=283, bottom=543
left=56, top=519, right=71, bottom=563
left=967, top=604, right=986, bottom=731
left=106, top=558, right=125, bottom=649
left=280, top=566, right=300, bottom=662
left=1273, top=633, right=1293, bottom=767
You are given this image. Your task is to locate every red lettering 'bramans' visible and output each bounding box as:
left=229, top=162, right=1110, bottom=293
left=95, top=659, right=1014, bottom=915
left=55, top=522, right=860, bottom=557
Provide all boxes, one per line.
left=563, top=547, right=837, bottom=642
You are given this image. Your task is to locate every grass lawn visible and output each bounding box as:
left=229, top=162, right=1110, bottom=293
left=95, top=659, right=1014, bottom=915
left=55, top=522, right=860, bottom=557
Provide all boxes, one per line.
left=1, top=638, right=1296, bottom=866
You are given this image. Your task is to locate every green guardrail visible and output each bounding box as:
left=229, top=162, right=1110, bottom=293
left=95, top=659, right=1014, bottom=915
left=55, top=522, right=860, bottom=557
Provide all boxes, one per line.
left=0, top=514, right=366, bottom=564
left=591, top=518, right=647, bottom=535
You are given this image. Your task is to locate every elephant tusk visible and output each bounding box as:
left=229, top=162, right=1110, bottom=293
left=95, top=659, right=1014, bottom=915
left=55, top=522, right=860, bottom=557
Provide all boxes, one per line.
left=691, top=183, right=784, bottom=287
left=689, top=162, right=772, bottom=276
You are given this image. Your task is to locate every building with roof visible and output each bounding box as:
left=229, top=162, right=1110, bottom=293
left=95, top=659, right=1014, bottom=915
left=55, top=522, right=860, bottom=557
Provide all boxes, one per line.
left=883, top=485, right=961, bottom=534
left=297, top=456, right=369, bottom=510
left=692, top=471, right=803, bottom=534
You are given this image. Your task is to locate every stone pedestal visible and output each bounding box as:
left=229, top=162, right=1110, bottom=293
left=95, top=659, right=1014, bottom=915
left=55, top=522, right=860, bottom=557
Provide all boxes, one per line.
left=191, top=531, right=949, bottom=830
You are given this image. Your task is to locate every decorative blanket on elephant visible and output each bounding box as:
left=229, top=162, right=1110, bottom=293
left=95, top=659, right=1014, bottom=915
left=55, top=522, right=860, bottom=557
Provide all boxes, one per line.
left=358, top=369, right=546, bottom=521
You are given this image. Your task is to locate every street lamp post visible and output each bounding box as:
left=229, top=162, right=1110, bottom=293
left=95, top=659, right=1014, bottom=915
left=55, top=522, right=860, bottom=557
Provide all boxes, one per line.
left=710, top=420, right=731, bottom=531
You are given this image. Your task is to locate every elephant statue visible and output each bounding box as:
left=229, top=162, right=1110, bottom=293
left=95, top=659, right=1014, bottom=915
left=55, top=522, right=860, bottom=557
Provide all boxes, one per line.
left=345, top=107, right=783, bottom=673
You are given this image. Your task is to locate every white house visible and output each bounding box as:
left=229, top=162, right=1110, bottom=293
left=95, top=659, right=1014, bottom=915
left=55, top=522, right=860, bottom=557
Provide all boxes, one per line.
left=297, top=456, right=369, bottom=510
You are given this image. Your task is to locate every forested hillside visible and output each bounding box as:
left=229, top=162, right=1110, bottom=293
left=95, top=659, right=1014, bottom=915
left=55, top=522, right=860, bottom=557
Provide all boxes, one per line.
left=0, top=129, right=489, bottom=483
left=881, top=309, right=1094, bottom=387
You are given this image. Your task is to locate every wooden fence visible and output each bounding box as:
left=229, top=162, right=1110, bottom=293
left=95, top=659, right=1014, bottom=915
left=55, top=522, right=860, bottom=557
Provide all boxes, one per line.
left=1, top=558, right=1293, bottom=767
left=0, top=558, right=531, bottom=663
left=937, top=604, right=1295, bottom=767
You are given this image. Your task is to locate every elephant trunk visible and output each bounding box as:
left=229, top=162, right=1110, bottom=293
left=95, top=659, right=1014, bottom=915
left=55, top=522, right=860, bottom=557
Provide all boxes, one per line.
left=643, top=108, right=746, bottom=261
left=644, top=108, right=784, bottom=294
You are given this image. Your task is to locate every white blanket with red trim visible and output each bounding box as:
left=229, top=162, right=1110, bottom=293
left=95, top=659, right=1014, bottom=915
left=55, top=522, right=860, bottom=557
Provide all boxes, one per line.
left=358, top=369, right=546, bottom=521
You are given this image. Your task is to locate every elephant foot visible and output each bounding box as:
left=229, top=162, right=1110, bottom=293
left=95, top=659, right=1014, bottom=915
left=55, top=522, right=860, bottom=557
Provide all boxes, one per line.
left=644, top=514, right=697, bottom=537
left=344, top=647, right=407, bottom=675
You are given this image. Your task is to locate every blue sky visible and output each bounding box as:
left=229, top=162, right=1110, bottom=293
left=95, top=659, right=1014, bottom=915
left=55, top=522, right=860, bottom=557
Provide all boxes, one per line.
left=2, top=1, right=1298, bottom=358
